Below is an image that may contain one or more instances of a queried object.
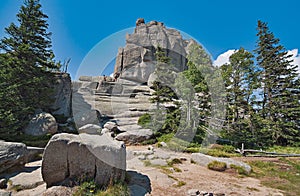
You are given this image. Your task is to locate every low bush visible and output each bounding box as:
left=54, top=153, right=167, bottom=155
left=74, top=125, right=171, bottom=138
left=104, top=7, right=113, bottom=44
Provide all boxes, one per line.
left=230, top=164, right=249, bottom=175
left=207, top=161, right=227, bottom=172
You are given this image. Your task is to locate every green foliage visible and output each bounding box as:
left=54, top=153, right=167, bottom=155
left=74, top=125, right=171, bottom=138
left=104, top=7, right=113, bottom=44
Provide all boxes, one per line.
left=0, top=0, right=60, bottom=137
left=207, top=161, right=227, bottom=172
left=73, top=180, right=130, bottom=196
left=198, top=144, right=238, bottom=157
left=137, top=113, right=151, bottom=126
left=74, top=180, right=97, bottom=196
left=175, top=181, right=186, bottom=187
left=266, top=146, right=300, bottom=154
left=220, top=21, right=300, bottom=148
left=0, top=131, right=52, bottom=147
left=167, top=158, right=182, bottom=166
left=220, top=48, right=258, bottom=147
left=249, top=158, right=300, bottom=196
left=254, top=20, right=300, bottom=146
left=230, top=164, right=249, bottom=176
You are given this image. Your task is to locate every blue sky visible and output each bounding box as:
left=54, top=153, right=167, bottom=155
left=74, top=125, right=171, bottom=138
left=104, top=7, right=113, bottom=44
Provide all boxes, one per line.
left=0, top=0, right=299, bottom=79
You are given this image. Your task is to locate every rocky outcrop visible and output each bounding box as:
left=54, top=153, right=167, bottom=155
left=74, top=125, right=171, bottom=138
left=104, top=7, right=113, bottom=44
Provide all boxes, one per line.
left=51, top=73, right=72, bottom=118
left=191, top=153, right=251, bottom=174
left=24, top=112, right=58, bottom=136
left=42, top=133, right=126, bottom=188
left=114, top=18, right=195, bottom=84
left=0, top=141, right=28, bottom=173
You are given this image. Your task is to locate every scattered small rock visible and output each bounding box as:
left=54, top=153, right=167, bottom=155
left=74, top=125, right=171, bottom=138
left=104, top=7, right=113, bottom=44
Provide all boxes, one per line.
left=0, top=190, right=11, bottom=196
left=103, top=122, right=119, bottom=133
left=187, top=189, right=200, bottom=196
left=138, top=155, right=146, bottom=161
left=0, top=179, right=7, bottom=189
left=180, top=157, right=187, bottom=161
left=159, top=142, right=168, bottom=147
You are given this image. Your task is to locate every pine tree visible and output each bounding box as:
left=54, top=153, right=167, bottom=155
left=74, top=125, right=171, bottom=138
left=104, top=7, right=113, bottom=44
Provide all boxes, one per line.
left=150, top=46, right=176, bottom=109
left=220, top=48, right=258, bottom=145
left=0, top=0, right=58, bottom=135
left=1, top=0, right=57, bottom=70
left=255, top=20, right=300, bottom=146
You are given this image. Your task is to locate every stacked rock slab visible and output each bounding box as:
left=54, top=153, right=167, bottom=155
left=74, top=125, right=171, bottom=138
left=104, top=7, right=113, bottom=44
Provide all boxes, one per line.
left=0, top=141, right=28, bottom=173
left=42, top=133, right=126, bottom=188
left=114, top=18, right=195, bottom=84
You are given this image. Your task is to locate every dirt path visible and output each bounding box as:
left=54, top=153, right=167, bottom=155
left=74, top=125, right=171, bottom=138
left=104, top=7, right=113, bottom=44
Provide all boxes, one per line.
left=126, top=145, right=284, bottom=196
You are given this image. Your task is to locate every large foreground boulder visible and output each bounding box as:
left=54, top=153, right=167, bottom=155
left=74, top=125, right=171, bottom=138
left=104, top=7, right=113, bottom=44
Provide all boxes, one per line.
left=42, top=133, right=126, bottom=188
left=191, top=153, right=251, bottom=174
left=0, top=141, right=28, bottom=173
left=24, top=112, right=58, bottom=136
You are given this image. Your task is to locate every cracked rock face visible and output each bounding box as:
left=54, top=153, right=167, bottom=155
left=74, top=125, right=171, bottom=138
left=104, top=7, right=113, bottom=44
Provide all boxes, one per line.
left=41, top=133, right=126, bottom=187
left=114, top=18, right=195, bottom=84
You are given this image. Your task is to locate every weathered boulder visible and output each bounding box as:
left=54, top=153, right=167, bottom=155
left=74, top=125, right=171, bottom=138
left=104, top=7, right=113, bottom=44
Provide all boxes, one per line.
left=73, top=109, right=101, bottom=128
left=42, top=133, right=126, bottom=188
left=115, top=129, right=154, bottom=144
left=114, top=19, right=194, bottom=84
left=191, top=153, right=251, bottom=173
left=78, top=124, right=102, bottom=135
left=103, top=122, right=124, bottom=135
left=24, top=112, right=58, bottom=136
left=0, top=141, right=28, bottom=173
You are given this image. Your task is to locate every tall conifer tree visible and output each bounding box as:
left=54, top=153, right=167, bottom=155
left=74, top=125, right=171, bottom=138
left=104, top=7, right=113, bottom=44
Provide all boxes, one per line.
left=255, top=20, right=300, bottom=146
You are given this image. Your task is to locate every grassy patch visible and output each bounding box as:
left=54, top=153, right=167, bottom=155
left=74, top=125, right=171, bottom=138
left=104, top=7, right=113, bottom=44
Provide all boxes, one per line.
left=137, top=113, right=151, bottom=126
left=175, top=181, right=186, bottom=187
left=266, top=146, right=300, bottom=154
left=167, top=158, right=182, bottom=166
left=199, top=145, right=239, bottom=158
left=249, top=158, right=300, bottom=196
left=73, top=180, right=130, bottom=196
left=230, top=164, right=249, bottom=176
left=157, top=133, right=175, bottom=143
left=143, top=160, right=151, bottom=167
left=207, top=161, right=227, bottom=172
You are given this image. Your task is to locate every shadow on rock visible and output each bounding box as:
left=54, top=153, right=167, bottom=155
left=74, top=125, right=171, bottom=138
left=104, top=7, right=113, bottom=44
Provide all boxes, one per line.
left=0, top=164, right=40, bottom=180
left=127, top=170, right=151, bottom=196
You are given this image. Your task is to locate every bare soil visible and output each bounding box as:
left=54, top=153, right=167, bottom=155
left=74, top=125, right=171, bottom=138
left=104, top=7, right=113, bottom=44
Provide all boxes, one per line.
left=127, top=145, right=285, bottom=196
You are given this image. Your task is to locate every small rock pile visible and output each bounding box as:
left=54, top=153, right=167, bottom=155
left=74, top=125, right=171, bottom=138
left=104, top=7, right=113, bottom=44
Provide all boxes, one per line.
left=187, top=189, right=225, bottom=196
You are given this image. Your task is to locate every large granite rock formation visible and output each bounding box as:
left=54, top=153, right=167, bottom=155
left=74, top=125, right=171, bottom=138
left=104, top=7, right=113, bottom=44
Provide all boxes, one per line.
left=42, top=133, right=126, bottom=188
left=51, top=73, right=72, bottom=118
left=114, top=18, right=195, bottom=84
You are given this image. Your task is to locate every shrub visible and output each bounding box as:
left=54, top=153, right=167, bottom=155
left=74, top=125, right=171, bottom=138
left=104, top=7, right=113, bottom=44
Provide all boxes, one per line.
left=138, top=113, right=151, bottom=127
left=207, top=161, right=227, bottom=172
left=168, top=158, right=182, bottom=166
left=230, top=164, right=249, bottom=175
